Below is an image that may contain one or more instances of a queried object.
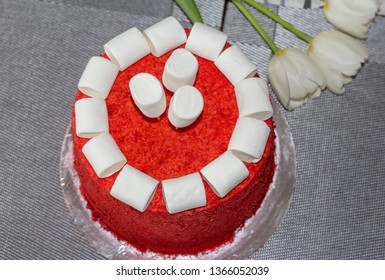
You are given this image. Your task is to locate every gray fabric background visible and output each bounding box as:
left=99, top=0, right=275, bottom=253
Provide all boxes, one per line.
left=0, top=0, right=384, bottom=259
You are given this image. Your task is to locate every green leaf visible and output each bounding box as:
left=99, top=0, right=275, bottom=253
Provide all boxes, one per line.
left=231, top=0, right=279, bottom=54
left=175, top=0, right=203, bottom=24
left=244, top=0, right=312, bottom=43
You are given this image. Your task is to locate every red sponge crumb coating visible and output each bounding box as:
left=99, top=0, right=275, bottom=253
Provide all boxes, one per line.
left=72, top=31, right=276, bottom=256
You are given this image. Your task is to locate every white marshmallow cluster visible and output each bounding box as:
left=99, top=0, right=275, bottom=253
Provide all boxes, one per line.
left=78, top=56, right=119, bottom=99
left=235, top=78, right=273, bottom=120
left=110, top=164, right=158, bottom=212
left=168, top=85, right=204, bottom=128
left=162, top=48, right=198, bottom=92
left=75, top=98, right=109, bottom=138
left=214, top=45, right=258, bottom=86
left=143, top=17, right=187, bottom=57
left=129, top=73, right=166, bottom=118
left=162, top=173, right=206, bottom=214
left=201, top=151, right=249, bottom=198
left=228, top=117, right=271, bottom=163
left=82, top=133, right=127, bottom=178
left=104, top=27, right=150, bottom=71
left=185, top=22, right=227, bottom=61
left=75, top=17, right=275, bottom=213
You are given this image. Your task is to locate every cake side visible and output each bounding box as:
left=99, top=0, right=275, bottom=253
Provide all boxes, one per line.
left=73, top=132, right=275, bottom=255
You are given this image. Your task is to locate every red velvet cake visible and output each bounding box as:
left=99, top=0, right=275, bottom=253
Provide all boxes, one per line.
left=72, top=25, right=276, bottom=256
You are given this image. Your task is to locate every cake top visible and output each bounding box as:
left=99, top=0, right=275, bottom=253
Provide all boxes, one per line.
left=73, top=17, right=274, bottom=214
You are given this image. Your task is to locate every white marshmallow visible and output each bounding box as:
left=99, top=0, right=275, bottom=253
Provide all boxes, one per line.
left=75, top=98, right=109, bottom=138
left=110, top=164, right=159, bottom=212
left=228, top=117, right=270, bottom=163
left=235, top=77, right=273, bottom=120
left=104, top=27, right=150, bottom=71
left=214, top=45, right=258, bottom=86
left=162, top=48, right=198, bottom=92
left=185, top=22, right=227, bottom=61
left=162, top=173, right=206, bottom=214
left=168, top=85, right=204, bottom=128
left=82, top=133, right=127, bottom=178
left=129, top=73, right=166, bottom=118
left=143, top=17, right=187, bottom=57
left=78, top=56, right=119, bottom=99
left=200, top=151, right=249, bottom=198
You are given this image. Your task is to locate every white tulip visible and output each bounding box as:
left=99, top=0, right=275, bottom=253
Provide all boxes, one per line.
left=268, top=47, right=326, bottom=110
left=308, top=30, right=369, bottom=94
left=323, top=0, right=381, bottom=39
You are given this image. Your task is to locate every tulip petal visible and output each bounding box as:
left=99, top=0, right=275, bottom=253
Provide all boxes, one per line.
left=289, top=50, right=326, bottom=91
left=309, top=88, right=322, bottom=99
left=318, top=62, right=345, bottom=94
left=324, top=12, right=369, bottom=39
left=309, top=30, right=369, bottom=94
left=268, top=54, right=290, bottom=108
left=280, top=51, right=308, bottom=100
left=268, top=48, right=325, bottom=110
left=312, top=32, right=364, bottom=76
left=288, top=98, right=307, bottom=110
left=324, top=0, right=379, bottom=39
left=332, top=31, right=369, bottom=62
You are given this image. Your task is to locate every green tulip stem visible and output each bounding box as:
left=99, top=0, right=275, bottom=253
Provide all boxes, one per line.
left=174, top=0, right=203, bottom=24
left=244, top=0, right=312, bottom=43
left=231, top=0, right=280, bottom=54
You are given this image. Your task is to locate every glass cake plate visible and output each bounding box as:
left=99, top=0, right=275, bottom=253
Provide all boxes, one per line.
left=59, top=99, right=296, bottom=260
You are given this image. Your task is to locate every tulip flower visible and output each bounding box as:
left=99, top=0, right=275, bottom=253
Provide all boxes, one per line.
left=308, top=30, right=369, bottom=94
left=323, top=0, right=381, bottom=39
left=268, top=48, right=326, bottom=110
left=232, top=0, right=325, bottom=110
left=241, top=0, right=371, bottom=95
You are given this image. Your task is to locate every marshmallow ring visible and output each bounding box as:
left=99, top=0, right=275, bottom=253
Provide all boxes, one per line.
left=75, top=18, right=274, bottom=214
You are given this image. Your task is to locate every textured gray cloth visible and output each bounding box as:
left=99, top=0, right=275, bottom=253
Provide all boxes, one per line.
left=0, top=0, right=384, bottom=259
